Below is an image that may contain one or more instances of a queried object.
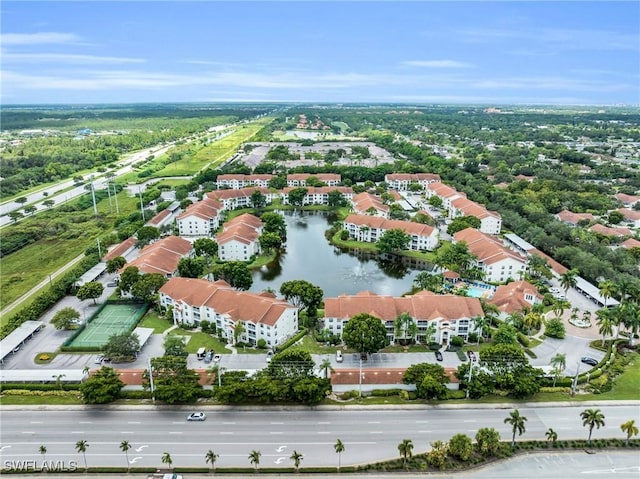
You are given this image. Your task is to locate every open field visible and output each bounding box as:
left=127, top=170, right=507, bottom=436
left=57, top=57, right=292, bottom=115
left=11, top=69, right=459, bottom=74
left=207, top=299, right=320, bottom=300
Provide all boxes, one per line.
left=169, top=329, right=232, bottom=354
left=138, top=311, right=173, bottom=333
left=153, top=118, right=273, bottom=177
left=0, top=190, right=139, bottom=315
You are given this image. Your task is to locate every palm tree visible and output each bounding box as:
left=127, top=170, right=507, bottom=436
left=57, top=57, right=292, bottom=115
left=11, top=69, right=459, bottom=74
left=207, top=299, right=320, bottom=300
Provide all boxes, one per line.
left=319, top=358, right=333, bottom=379
left=334, top=439, right=345, bottom=471
left=75, top=440, right=89, bottom=471
left=120, top=440, right=131, bottom=472
left=599, top=280, right=616, bottom=308
left=205, top=449, right=219, bottom=473
left=522, top=312, right=542, bottom=336
left=549, top=353, right=566, bottom=387
left=397, top=439, right=413, bottom=466
left=161, top=452, right=173, bottom=470
left=248, top=449, right=261, bottom=472
left=473, top=315, right=490, bottom=344
left=545, top=428, right=558, bottom=448
left=394, top=312, right=417, bottom=345
left=38, top=445, right=47, bottom=467
left=559, top=269, right=578, bottom=297
left=580, top=408, right=606, bottom=445
left=290, top=450, right=303, bottom=471
left=596, top=308, right=615, bottom=346
left=620, top=420, right=639, bottom=446
left=504, top=409, right=527, bottom=448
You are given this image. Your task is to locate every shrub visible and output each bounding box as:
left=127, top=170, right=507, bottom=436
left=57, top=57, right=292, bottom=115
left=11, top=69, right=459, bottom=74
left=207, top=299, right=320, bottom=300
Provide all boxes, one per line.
left=450, top=336, right=464, bottom=347
left=428, top=342, right=441, bottom=350
left=517, top=332, right=530, bottom=347
left=370, top=388, right=402, bottom=397
left=468, top=332, right=478, bottom=343
left=340, top=390, right=359, bottom=400
left=545, top=317, right=566, bottom=339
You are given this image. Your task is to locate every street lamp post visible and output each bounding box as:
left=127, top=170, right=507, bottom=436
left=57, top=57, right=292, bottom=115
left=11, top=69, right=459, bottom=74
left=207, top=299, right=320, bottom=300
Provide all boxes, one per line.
left=148, top=357, right=155, bottom=402
left=359, top=332, right=364, bottom=399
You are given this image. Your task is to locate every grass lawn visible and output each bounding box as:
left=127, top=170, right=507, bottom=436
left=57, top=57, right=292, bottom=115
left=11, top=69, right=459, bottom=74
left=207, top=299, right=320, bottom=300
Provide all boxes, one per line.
left=169, top=330, right=231, bottom=354
left=0, top=394, right=83, bottom=405
left=297, top=335, right=339, bottom=354
left=382, top=344, right=432, bottom=353
left=138, top=311, right=173, bottom=333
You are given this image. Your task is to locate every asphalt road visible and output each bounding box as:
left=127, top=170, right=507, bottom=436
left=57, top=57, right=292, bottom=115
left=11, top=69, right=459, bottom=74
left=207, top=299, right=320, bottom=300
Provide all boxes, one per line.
left=1, top=405, right=637, bottom=470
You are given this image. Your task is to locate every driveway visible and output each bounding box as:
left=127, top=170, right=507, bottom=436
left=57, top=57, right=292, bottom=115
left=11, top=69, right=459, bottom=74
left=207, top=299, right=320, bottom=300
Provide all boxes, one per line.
left=530, top=336, right=606, bottom=377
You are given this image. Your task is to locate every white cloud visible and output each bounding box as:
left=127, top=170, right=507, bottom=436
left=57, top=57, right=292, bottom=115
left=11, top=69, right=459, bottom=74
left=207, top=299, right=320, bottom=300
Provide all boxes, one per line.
left=1, top=32, right=81, bottom=45
left=402, top=60, right=472, bottom=68
left=3, top=53, right=145, bottom=64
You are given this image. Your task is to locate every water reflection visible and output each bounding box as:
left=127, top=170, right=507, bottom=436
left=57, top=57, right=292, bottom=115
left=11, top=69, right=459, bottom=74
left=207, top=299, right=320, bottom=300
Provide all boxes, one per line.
left=250, top=211, right=434, bottom=297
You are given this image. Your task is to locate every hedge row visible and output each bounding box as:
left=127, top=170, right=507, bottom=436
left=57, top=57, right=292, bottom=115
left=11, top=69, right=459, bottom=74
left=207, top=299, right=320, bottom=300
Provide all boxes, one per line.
left=1, top=254, right=100, bottom=339
left=274, top=327, right=308, bottom=353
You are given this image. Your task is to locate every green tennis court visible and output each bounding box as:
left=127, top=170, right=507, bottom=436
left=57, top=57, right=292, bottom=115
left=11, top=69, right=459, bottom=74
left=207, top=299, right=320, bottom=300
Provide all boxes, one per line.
left=68, top=303, right=147, bottom=348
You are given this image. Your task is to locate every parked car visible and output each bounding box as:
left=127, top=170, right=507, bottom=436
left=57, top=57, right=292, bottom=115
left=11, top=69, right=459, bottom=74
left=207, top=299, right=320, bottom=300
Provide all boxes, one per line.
left=186, top=412, right=206, bottom=421
left=213, top=353, right=221, bottom=362
left=94, top=355, right=104, bottom=364
left=581, top=356, right=598, bottom=367
left=335, top=350, right=343, bottom=363
left=203, top=352, right=213, bottom=364
left=435, top=351, right=443, bottom=361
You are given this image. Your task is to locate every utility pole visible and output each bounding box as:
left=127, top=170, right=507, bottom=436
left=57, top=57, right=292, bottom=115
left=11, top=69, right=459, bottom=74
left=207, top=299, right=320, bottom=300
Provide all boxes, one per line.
left=90, top=180, right=98, bottom=217
left=148, top=357, right=155, bottom=402
left=571, top=360, right=581, bottom=397
left=138, top=188, right=145, bottom=221
left=96, top=238, right=102, bottom=258
left=359, top=332, right=364, bottom=399
left=466, top=360, right=474, bottom=399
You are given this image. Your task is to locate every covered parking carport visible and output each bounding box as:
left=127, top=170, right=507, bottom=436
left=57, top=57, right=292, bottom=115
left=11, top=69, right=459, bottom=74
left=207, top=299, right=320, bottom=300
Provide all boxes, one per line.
left=0, top=321, right=44, bottom=364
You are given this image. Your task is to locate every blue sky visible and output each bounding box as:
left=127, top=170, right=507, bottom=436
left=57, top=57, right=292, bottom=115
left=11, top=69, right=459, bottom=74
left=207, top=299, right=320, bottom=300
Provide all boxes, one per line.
left=1, top=1, right=639, bottom=105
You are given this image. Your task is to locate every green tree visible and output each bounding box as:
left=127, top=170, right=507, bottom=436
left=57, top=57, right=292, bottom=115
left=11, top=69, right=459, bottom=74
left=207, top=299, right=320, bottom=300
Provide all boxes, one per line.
left=268, top=349, right=315, bottom=379
left=402, top=363, right=449, bottom=400
left=377, top=228, right=411, bottom=254
left=559, top=269, right=578, bottom=297
left=8, top=211, right=23, bottom=223
left=211, top=261, right=253, bottom=290
left=145, top=356, right=203, bottom=404
left=580, top=408, right=605, bottom=445
left=475, top=428, right=501, bottom=456
left=79, top=366, right=125, bottom=404
left=193, top=238, right=218, bottom=259
left=342, top=313, right=388, bottom=355
left=43, top=199, right=55, bottom=208
left=163, top=335, right=188, bottom=357
left=248, top=450, right=261, bottom=471
left=38, top=445, right=47, bottom=465
left=599, top=280, right=616, bottom=308
left=259, top=231, right=283, bottom=253
left=596, top=308, right=614, bottom=346
left=397, top=439, right=413, bottom=466
left=504, top=409, right=527, bottom=448
left=428, top=196, right=443, bottom=208
left=620, top=419, right=638, bottom=446
left=15, top=196, right=27, bottom=205
left=104, top=331, right=140, bottom=361
left=205, top=449, right=219, bottom=473
left=106, top=256, right=127, bottom=274
left=75, top=440, right=89, bottom=471
left=319, top=358, right=333, bottom=379
left=76, top=281, right=104, bottom=304
left=250, top=190, right=267, bottom=209
left=260, top=212, right=287, bottom=239
left=447, top=216, right=481, bottom=235
left=288, top=187, right=308, bottom=207
left=327, top=190, right=347, bottom=207
left=545, top=428, right=558, bottom=448
left=268, top=176, right=287, bottom=190
left=448, top=434, right=473, bottom=461
left=130, top=273, right=167, bottom=303
left=394, top=312, right=417, bottom=345
left=545, top=316, right=566, bottom=339
left=427, top=440, right=448, bottom=470
left=413, top=272, right=444, bottom=293
left=120, top=440, right=131, bottom=472
left=492, top=323, right=518, bottom=344
left=118, top=266, right=140, bottom=293
left=290, top=450, right=303, bottom=471
left=51, top=307, right=80, bottom=330
left=161, top=452, right=173, bottom=470
left=279, top=280, right=324, bottom=314
left=136, top=226, right=160, bottom=246
left=178, top=256, right=205, bottom=278
left=549, top=353, right=566, bottom=387
left=528, top=254, right=552, bottom=279
left=334, top=439, right=345, bottom=471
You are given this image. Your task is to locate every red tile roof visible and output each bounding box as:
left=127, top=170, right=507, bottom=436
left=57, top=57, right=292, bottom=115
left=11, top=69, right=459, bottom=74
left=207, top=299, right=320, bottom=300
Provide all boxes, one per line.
left=344, top=214, right=435, bottom=237
left=103, top=237, right=137, bottom=262
left=489, top=280, right=542, bottom=314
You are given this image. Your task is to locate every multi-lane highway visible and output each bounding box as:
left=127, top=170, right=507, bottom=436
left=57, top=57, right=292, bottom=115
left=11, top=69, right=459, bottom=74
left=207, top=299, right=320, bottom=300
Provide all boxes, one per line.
left=1, top=405, right=638, bottom=470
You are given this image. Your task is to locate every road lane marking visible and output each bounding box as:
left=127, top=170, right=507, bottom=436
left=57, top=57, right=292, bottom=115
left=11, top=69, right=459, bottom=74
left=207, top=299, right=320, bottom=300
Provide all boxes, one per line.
left=79, top=421, right=92, bottom=424
left=219, top=432, right=234, bottom=435
left=71, top=431, right=84, bottom=434
left=463, top=420, right=476, bottom=423
left=416, top=420, right=429, bottom=424
left=368, top=421, right=381, bottom=424
left=169, top=432, right=182, bottom=435
left=223, top=422, right=236, bottom=425
left=271, top=422, right=284, bottom=425
left=370, top=431, right=383, bottom=434
left=30, top=421, right=43, bottom=424
left=172, top=421, right=183, bottom=424
left=120, top=432, right=134, bottom=434
left=418, top=430, right=432, bottom=433
left=270, top=432, right=284, bottom=435
left=128, top=421, right=141, bottom=424
left=317, top=431, right=331, bottom=434
left=317, top=421, right=330, bottom=424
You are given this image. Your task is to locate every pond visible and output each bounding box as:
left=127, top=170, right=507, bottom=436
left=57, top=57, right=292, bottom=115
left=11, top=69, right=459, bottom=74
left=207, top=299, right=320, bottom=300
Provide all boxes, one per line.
left=250, top=211, right=434, bottom=298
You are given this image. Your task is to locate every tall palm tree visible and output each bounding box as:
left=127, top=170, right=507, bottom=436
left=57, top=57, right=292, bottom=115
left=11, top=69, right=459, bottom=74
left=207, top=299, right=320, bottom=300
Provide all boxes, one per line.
left=545, top=428, right=558, bottom=448
left=161, top=452, right=173, bottom=470
left=38, top=445, right=47, bottom=467
left=394, top=312, right=417, bottom=345
left=504, top=409, right=527, bottom=448
left=596, top=308, right=614, bottom=346
left=205, top=450, right=219, bottom=473
left=559, top=269, right=578, bottom=297
left=290, top=450, right=303, bottom=471
left=75, top=440, right=89, bottom=471
left=620, top=419, right=639, bottom=446
left=580, top=408, right=606, bottom=445
left=319, top=358, right=333, bottom=379
left=549, top=353, right=566, bottom=387
left=599, top=280, right=616, bottom=308
left=472, top=315, right=490, bottom=343
left=334, top=439, right=345, bottom=472
left=522, top=312, right=542, bottom=336
left=397, top=439, right=413, bottom=466
left=248, top=450, right=261, bottom=471
left=120, top=440, right=131, bottom=472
